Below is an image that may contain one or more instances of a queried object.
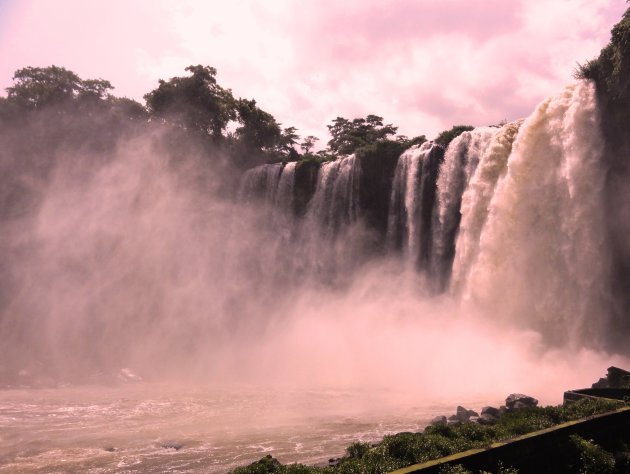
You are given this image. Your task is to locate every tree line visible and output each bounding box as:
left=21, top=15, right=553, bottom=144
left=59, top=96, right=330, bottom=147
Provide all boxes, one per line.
left=0, top=64, right=446, bottom=169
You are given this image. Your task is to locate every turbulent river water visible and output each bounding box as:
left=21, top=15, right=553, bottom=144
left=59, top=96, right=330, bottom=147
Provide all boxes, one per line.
left=0, top=385, right=491, bottom=473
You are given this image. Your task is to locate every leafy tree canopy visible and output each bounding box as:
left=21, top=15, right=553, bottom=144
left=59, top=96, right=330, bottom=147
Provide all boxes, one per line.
left=144, top=65, right=236, bottom=138
left=327, top=114, right=398, bottom=155
left=434, top=125, right=474, bottom=148
left=5, top=65, right=113, bottom=109
left=396, top=134, right=427, bottom=149
left=234, top=98, right=282, bottom=151
left=300, top=135, right=319, bottom=154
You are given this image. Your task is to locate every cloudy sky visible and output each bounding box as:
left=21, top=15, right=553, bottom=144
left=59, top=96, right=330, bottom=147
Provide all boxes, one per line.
left=0, top=0, right=626, bottom=142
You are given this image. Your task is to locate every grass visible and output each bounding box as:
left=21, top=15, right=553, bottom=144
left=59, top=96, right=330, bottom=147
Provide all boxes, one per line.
left=230, top=398, right=624, bottom=474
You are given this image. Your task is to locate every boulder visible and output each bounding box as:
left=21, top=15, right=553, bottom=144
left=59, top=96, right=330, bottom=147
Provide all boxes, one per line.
left=505, top=393, right=538, bottom=410
left=481, top=406, right=501, bottom=418
left=447, top=414, right=461, bottom=426
left=430, top=415, right=447, bottom=426
left=478, top=413, right=499, bottom=425
left=456, top=406, right=471, bottom=422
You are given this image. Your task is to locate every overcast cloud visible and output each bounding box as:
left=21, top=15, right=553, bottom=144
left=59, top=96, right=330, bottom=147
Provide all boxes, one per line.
left=0, top=0, right=625, bottom=141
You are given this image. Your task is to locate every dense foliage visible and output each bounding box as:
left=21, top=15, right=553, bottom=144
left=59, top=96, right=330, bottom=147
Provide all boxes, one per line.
left=434, top=125, right=474, bottom=148
left=231, top=398, right=626, bottom=474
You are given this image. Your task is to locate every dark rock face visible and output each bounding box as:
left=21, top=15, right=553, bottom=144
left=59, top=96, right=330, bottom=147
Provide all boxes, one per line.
left=416, top=145, right=445, bottom=270
left=356, top=141, right=406, bottom=241
left=505, top=393, right=538, bottom=410
left=293, top=159, right=320, bottom=216
left=585, top=8, right=630, bottom=350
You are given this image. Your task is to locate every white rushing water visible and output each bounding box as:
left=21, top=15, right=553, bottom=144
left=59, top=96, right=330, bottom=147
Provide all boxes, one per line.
left=451, top=121, right=522, bottom=294
left=238, top=163, right=284, bottom=203
left=0, top=385, right=482, bottom=473
left=274, top=162, right=297, bottom=212
left=305, top=155, right=360, bottom=236
left=463, top=81, right=610, bottom=344
left=386, top=142, right=438, bottom=265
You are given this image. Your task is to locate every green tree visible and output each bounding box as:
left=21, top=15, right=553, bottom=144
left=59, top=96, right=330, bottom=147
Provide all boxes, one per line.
left=327, top=114, right=397, bottom=154
left=5, top=65, right=113, bottom=109
left=300, top=135, right=319, bottom=154
left=234, top=98, right=282, bottom=151
left=396, top=134, right=427, bottom=148
left=277, top=126, right=300, bottom=157
left=144, top=65, right=236, bottom=138
left=434, top=125, right=474, bottom=147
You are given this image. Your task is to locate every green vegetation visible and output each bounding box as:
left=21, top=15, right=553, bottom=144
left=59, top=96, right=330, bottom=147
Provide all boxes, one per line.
left=438, top=462, right=518, bottom=474
left=575, top=8, right=630, bottom=100
left=230, top=398, right=624, bottom=474
left=327, top=115, right=398, bottom=155
left=569, top=435, right=616, bottom=474
left=434, top=125, right=474, bottom=148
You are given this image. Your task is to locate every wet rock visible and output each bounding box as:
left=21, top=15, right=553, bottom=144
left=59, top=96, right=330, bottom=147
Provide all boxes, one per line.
left=430, top=415, right=447, bottom=426
left=505, top=393, right=538, bottom=410
left=161, top=442, right=184, bottom=451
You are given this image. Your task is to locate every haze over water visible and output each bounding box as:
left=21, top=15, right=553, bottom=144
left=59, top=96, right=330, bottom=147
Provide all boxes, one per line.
left=1, top=2, right=630, bottom=472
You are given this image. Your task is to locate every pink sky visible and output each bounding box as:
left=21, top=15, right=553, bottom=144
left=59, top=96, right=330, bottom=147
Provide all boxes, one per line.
left=0, top=0, right=626, bottom=142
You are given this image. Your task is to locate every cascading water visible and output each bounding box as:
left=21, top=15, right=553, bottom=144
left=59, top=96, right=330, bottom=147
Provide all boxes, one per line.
left=238, top=163, right=284, bottom=203
left=233, top=81, right=614, bottom=351
left=450, top=121, right=522, bottom=294
left=463, top=81, right=610, bottom=345
left=386, top=142, right=444, bottom=269
left=305, top=155, right=360, bottom=236
left=429, top=127, right=496, bottom=289
left=274, top=161, right=297, bottom=213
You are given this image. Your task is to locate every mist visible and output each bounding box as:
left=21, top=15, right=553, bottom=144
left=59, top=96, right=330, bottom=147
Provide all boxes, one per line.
left=1, top=98, right=627, bottom=410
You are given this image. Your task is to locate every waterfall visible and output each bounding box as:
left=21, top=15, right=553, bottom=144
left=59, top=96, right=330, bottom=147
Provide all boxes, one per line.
left=463, top=81, right=609, bottom=344
left=386, top=142, right=444, bottom=268
left=305, top=155, right=360, bottom=236
left=430, top=127, right=496, bottom=289
left=450, top=121, right=522, bottom=293
left=238, top=163, right=284, bottom=203
left=275, top=161, right=297, bottom=213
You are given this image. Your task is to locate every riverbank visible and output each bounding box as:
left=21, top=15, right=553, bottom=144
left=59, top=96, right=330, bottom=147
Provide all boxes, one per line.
left=231, top=368, right=630, bottom=473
